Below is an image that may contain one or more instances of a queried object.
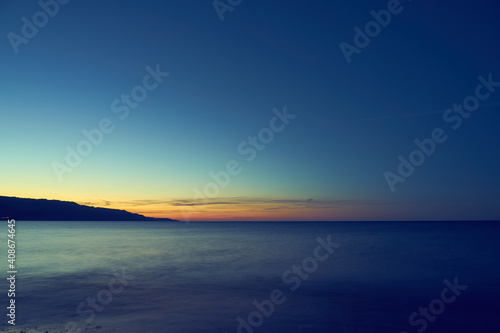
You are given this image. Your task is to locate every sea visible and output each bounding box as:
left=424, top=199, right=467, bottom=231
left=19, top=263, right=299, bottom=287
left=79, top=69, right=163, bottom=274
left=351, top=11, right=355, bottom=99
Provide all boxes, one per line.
left=2, top=221, right=500, bottom=332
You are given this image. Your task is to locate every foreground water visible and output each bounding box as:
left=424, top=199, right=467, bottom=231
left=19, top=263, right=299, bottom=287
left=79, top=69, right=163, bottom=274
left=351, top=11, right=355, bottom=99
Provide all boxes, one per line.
left=2, top=221, right=499, bottom=332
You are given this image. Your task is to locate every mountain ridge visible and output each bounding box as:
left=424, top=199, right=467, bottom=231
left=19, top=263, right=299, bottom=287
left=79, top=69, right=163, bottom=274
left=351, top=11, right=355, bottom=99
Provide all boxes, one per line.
left=0, top=195, right=176, bottom=221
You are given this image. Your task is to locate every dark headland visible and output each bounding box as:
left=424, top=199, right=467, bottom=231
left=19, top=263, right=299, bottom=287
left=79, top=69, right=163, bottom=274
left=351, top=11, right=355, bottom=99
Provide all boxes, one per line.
left=0, top=196, right=176, bottom=221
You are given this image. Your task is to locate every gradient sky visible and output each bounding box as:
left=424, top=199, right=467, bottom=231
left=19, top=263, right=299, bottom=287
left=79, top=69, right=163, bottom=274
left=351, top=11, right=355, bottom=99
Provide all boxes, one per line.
left=1, top=0, right=499, bottom=221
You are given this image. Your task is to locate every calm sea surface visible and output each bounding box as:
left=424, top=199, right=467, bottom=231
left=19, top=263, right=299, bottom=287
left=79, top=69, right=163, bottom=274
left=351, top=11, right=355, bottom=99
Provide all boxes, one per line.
left=4, top=221, right=500, bottom=332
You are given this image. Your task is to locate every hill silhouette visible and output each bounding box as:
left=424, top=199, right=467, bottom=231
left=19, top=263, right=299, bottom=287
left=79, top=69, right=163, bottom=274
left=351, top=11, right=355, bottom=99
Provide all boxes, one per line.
left=0, top=196, right=176, bottom=221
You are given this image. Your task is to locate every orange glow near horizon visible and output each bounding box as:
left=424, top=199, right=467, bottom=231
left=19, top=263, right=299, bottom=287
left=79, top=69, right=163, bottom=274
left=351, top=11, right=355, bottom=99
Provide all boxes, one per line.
left=77, top=198, right=395, bottom=221
left=1, top=192, right=414, bottom=221
left=72, top=199, right=344, bottom=221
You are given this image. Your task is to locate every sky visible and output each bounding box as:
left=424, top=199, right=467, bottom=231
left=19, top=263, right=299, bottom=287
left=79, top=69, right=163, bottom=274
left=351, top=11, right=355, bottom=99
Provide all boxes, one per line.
left=1, top=0, right=499, bottom=221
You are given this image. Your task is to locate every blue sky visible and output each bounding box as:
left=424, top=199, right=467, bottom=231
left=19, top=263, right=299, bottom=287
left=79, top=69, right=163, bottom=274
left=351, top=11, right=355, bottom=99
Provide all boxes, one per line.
left=1, top=0, right=499, bottom=220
